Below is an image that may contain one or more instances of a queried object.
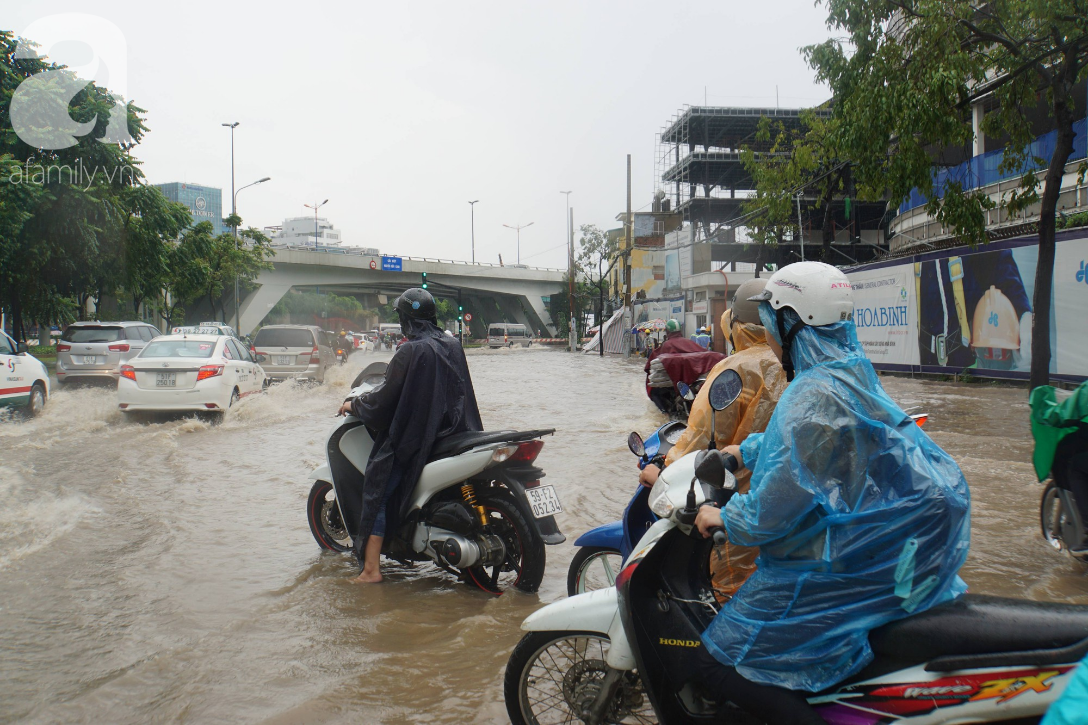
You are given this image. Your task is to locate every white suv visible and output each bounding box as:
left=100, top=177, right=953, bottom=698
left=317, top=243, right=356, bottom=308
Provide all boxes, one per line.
left=0, top=330, right=50, bottom=417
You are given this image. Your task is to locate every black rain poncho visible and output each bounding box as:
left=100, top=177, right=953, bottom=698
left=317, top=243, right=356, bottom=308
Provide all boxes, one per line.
left=347, top=318, right=483, bottom=558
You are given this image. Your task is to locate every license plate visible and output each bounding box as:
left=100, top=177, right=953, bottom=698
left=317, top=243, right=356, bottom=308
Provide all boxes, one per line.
left=156, top=372, right=177, bottom=387
left=276, top=356, right=292, bottom=365
left=79, top=355, right=101, bottom=365
left=525, top=485, right=563, bottom=519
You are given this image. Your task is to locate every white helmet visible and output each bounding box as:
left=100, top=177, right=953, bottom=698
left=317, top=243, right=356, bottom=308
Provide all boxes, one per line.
left=748, top=261, right=853, bottom=327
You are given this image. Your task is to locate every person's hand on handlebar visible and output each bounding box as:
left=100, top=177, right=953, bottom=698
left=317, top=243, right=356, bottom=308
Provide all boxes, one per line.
left=695, top=504, right=724, bottom=538
left=721, top=445, right=744, bottom=471
left=337, top=400, right=353, bottom=416
left=639, top=464, right=661, bottom=488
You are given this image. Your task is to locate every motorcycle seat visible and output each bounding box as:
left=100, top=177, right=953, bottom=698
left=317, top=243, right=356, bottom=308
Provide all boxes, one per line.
left=868, top=593, right=1088, bottom=671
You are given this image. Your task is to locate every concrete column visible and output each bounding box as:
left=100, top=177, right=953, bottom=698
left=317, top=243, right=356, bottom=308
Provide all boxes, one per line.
left=972, top=102, right=986, bottom=157
left=239, top=281, right=293, bottom=335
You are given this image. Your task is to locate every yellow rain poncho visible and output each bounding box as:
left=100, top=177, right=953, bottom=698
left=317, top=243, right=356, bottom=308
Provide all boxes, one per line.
left=664, top=313, right=786, bottom=600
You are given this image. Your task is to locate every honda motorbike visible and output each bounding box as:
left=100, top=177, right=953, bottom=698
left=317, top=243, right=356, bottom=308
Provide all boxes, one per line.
left=506, top=372, right=1088, bottom=724
left=306, top=362, right=565, bottom=594
left=1039, top=424, right=1088, bottom=563
left=567, top=420, right=687, bottom=596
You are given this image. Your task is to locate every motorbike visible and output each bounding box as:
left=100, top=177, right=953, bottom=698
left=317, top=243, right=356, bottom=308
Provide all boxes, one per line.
left=647, top=352, right=724, bottom=420
left=506, top=371, right=1086, bottom=724
left=567, top=420, right=688, bottom=596
left=1039, top=424, right=1088, bottom=563
left=306, top=362, right=565, bottom=594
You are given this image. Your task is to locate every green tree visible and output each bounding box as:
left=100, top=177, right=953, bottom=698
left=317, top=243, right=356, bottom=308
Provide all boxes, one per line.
left=806, top=0, right=1088, bottom=388
left=576, top=224, right=619, bottom=329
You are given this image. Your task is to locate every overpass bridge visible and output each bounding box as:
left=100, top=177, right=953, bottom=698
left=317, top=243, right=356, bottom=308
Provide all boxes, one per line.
left=239, top=245, right=567, bottom=337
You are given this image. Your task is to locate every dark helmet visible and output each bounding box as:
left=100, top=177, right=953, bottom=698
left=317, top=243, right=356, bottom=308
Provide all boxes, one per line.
left=394, top=288, right=437, bottom=320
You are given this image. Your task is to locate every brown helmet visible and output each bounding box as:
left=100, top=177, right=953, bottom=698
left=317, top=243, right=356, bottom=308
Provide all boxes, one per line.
left=731, top=279, right=768, bottom=326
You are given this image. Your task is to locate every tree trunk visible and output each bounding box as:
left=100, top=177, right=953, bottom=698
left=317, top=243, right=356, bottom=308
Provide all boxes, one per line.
left=821, top=186, right=835, bottom=263
left=1029, top=104, right=1077, bottom=390
left=10, top=291, right=24, bottom=341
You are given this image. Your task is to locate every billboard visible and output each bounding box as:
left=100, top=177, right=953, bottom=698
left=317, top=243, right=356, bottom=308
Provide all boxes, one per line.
left=845, top=230, right=1088, bottom=381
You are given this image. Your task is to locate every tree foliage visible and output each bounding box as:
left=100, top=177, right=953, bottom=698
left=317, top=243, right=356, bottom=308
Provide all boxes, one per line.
left=806, top=0, right=1088, bottom=387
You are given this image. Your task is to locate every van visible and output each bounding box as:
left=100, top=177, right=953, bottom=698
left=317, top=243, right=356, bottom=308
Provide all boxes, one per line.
left=55, top=320, right=163, bottom=385
left=488, top=323, right=532, bottom=348
left=252, top=325, right=333, bottom=383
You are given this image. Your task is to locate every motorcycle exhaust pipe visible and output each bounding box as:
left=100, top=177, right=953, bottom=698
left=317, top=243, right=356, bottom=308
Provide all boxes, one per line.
left=433, top=535, right=482, bottom=568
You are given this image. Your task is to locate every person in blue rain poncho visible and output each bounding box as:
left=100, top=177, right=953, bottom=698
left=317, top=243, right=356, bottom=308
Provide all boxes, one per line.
left=694, top=262, right=971, bottom=714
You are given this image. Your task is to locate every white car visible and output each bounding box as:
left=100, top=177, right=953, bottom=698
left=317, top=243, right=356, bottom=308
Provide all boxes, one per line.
left=118, top=334, right=265, bottom=415
left=0, top=330, right=50, bottom=417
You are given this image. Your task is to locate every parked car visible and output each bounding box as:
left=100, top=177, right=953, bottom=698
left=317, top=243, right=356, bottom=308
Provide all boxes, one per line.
left=487, top=323, right=532, bottom=348
left=117, top=334, right=265, bottom=415
left=251, top=325, right=334, bottom=383
left=55, top=321, right=162, bottom=385
left=0, top=330, right=50, bottom=417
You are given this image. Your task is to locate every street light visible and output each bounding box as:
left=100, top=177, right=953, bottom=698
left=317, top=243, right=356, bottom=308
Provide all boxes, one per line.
left=221, top=122, right=240, bottom=238
left=231, top=176, right=271, bottom=333
left=561, top=191, right=573, bottom=353
left=303, top=199, right=329, bottom=246
left=502, top=222, right=534, bottom=265
left=468, top=200, right=479, bottom=264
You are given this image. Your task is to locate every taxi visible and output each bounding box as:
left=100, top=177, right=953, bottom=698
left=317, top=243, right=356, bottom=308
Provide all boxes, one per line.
left=0, top=330, right=50, bottom=417
left=118, top=333, right=265, bottom=415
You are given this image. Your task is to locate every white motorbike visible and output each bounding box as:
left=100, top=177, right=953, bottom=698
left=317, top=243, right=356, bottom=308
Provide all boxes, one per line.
left=306, top=362, right=565, bottom=594
left=505, top=370, right=1088, bottom=724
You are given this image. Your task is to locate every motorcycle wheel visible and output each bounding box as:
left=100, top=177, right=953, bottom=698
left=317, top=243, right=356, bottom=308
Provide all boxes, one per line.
left=465, top=496, right=545, bottom=595
left=307, top=480, right=352, bottom=552
left=1040, top=481, right=1065, bottom=552
left=504, top=631, right=657, bottom=725
left=567, top=546, right=624, bottom=597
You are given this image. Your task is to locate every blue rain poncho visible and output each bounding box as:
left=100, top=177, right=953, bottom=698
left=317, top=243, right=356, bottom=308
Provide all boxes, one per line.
left=701, top=306, right=971, bottom=692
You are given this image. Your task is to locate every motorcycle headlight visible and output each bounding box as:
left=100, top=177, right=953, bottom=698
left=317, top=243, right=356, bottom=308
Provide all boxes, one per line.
left=649, top=477, right=675, bottom=519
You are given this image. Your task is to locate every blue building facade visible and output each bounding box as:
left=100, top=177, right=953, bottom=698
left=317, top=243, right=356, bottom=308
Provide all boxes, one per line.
left=154, top=182, right=227, bottom=236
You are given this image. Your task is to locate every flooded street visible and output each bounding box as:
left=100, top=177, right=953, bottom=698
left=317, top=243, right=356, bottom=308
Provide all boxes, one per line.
left=1, top=348, right=1085, bottom=724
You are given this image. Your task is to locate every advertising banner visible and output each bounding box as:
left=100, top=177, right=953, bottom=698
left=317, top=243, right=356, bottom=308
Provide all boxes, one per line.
left=633, top=297, right=685, bottom=325
left=850, top=266, right=919, bottom=366
left=845, top=230, right=1088, bottom=381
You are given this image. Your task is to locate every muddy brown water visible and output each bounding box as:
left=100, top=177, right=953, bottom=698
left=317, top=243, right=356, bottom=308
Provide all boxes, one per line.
left=1, top=348, right=1085, bottom=724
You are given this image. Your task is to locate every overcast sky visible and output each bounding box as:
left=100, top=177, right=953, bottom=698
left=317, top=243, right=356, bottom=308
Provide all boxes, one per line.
left=12, top=1, right=833, bottom=270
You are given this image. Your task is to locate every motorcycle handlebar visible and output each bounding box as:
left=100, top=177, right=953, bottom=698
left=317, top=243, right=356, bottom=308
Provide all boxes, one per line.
left=722, top=453, right=739, bottom=473
left=710, top=526, right=727, bottom=547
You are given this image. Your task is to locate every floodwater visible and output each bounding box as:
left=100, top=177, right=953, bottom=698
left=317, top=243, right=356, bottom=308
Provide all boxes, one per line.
left=0, top=348, right=1085, bottom=724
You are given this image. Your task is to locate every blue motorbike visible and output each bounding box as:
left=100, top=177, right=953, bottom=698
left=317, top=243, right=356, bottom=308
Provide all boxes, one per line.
left=565, top=419, right=687, bottom=595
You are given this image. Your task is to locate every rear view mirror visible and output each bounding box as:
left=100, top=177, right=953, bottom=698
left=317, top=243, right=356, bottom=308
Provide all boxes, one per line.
left=255, top=354, right=267, bottom=363
left=676, top=381, right=694, bottom=401
left=708, top=369, right=743, bottom=412
left=627, top=431, right=645, bottom=457
left=695, top=450, right=726, bottom=489
left=16, top=342, right=28, bottom=355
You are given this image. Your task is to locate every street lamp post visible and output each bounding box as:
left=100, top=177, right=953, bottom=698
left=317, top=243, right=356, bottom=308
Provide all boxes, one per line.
left=560, top=191, right=573, bottom=353
left=468, top=200, right=479, bottom=263
left=303, top=199, right=330, bottom=247
left=232, top=176, right=271, bottom=332
left=222, top=122, right=240, bottom=332
left=502, top=222, right=534, bottom=265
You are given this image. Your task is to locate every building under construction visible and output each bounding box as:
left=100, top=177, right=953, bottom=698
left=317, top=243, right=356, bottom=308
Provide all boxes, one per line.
left=654, top=105, right=891, bottom=268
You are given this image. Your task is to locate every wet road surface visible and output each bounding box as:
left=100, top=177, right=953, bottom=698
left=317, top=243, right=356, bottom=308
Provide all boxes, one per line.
left=1, top=347, right=1085, bottom=723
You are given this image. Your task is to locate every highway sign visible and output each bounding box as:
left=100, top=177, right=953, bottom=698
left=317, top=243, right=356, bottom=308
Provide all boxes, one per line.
left=381, top=256, right=402, bottom=272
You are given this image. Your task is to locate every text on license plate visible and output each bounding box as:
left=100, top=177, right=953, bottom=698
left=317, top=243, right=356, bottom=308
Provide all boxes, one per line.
left=276, top=356, right=292, bottom=365
left=156, top=372, right=177, bottom=387
left=526, top=485, right=562, bottom=519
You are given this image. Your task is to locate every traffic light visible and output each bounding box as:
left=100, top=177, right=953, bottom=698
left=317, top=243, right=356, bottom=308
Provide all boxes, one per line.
left=458, top=304, right=463, bottom=321
left=421, top=272, right=428, bottom=289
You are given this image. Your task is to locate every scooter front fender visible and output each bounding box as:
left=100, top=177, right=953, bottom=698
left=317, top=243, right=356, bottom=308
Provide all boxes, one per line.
left=522, top=587, right=619, bottom=636
left=521, top=588, right=637, bottom=671
left=310, top=464, right=333, bottom=483
left=573, top=520, right=623, bottom=549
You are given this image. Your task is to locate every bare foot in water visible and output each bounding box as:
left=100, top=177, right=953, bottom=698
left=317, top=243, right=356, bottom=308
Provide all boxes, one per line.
left=352, top=569, right=382, bottom=584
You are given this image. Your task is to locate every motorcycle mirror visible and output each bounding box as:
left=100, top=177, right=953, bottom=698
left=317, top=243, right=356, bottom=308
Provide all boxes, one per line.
left=695, top=450, right=727, bottom=489
left=676, top=381, right=694, bottom=401
left=708, top=369, right=743, bottom=412
left=628, top=431, right=646, bottom=457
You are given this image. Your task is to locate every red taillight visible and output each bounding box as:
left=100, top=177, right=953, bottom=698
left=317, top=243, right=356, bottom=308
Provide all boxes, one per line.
left=309, top=346, right=320, bottom=364
left=120, top=365, right=136, bottom=381
left=249, top=345, right=256, bottom=354
left=204, top=403, right=219, bottom=409
left=510, top=439, right=544, bottom=464
left=118, top=403, right=128, bottom=409
left=108, top=343, right=130, bottom=352
left=57, top=344, right=71, bottom=352
left=197, top=365, right=224, bottom=381
left=615, top=560, right=639, bottom=591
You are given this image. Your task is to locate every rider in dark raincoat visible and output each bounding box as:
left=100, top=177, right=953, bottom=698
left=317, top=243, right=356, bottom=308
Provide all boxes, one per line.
left=339, top=288, right=483, bottom=582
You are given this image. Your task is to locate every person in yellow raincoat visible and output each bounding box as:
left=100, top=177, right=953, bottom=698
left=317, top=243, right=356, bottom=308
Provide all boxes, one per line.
left=639, top=278, right=786, bottom=600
